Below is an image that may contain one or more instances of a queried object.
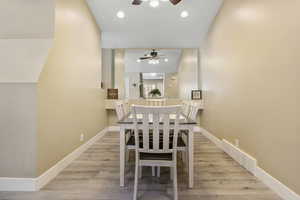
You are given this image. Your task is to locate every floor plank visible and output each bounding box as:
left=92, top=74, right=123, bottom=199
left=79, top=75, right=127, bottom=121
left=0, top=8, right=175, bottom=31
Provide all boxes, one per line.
left=0, top=132, right=281, bottom=200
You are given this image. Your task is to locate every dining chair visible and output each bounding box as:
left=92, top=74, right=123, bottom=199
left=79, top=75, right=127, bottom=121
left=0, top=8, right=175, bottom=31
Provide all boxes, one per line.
left=131, top=105, right=181, bottom=200
left=178, top=101, right=201, bottom=175
left=115, top=101, right=133, bottom=165
left=126, top=106, right=187, bottom=178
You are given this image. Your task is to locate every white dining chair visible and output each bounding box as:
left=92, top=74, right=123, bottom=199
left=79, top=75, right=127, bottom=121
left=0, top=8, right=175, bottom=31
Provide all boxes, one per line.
left=178, top=101, right=201, bottom=175
left=132, top=105, right=181, bottom=200
left=115, top=101, right=134, bottom=165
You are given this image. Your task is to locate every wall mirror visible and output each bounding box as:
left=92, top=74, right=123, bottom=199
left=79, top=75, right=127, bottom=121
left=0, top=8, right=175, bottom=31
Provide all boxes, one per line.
left=102, top=48, right=201, bottom=100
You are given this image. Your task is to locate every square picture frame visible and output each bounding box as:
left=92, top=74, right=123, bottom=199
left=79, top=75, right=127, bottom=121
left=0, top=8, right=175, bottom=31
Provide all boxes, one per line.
left=191, top=90, right=202, bottom=100
left=107, top=88, right=118, bottom=99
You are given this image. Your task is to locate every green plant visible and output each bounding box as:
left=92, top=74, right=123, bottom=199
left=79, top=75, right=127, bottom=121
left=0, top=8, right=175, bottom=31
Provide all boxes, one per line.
left=149, top=88, right=161, bottom=97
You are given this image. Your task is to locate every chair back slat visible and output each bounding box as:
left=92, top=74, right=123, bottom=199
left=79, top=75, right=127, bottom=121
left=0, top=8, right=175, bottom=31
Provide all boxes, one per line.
left=115, top=101, right=125, bottom=121
left=123, top=100, right=130, bottom=115
left=142, top=113, right=149, bottom=150
left=182, top=101, right=191, bottom=117
left=189, top=102, right=200, bottom=121
left=153, top=112, right=160, bottom=151
left=132, top=105, right=181, bottom=153
left=162, top=113, right=170, bottom=151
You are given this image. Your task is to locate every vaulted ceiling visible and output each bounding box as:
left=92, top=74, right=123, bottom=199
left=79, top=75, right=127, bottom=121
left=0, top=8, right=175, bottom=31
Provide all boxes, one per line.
left=87, top=0, right=223, bottom=48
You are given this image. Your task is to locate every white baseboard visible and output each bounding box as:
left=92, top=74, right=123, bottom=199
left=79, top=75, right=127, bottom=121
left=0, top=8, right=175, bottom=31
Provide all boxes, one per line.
left=199, top=127, right=223, bottom=148
left=35, top=127, right=109, bottom=190
left=222, top=139, right=257, bottom=174
left=199, top=127, right=300, bottom=200
left=255, top=167, right=300, bottom=200
left=0, top=127, right=109, bottom=192
left=108, top=126, right=120, bottom=132
left=193, top=126, right=201, bottom=133
left=0, top=178, right=36, bottom=192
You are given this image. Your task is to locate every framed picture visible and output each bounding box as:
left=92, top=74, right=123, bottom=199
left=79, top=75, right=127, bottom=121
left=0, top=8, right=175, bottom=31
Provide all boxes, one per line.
left=191, top=90, right=202, bottom=100
left=107, top=89, right=118, bottom=99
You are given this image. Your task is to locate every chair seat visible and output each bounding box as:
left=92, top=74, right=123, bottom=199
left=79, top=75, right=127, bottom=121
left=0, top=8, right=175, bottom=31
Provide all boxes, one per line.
left=140, top=153, right=172, bottom=161
left=126, top=134, right=186, bottom=150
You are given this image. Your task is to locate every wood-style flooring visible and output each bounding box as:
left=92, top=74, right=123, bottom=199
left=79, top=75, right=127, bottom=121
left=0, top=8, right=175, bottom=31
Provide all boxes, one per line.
left=0, top=132, right=281, bottom=200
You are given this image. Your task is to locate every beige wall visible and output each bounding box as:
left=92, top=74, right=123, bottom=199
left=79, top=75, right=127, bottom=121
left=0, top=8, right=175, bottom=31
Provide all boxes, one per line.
left=178, top=49, right=199, bottom=100
left=0, top=84, right=37, bottom=177
left=37, top=0, right=106, bottom=175
left=114, top=49, right=125, bottom=99
left=201, top=0, right=300, bottom=194
left=164, top=73, right=179, bottom=98
left=102, top=49, right=113, bottom=89
left=0, top=0, right=54, bottom=178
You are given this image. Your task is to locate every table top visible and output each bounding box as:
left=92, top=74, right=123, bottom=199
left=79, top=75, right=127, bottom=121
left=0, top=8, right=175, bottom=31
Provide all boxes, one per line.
left=118, top=113, right=197, bottom=125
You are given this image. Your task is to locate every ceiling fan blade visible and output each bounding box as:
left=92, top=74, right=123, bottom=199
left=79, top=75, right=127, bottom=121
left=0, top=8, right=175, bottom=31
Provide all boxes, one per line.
left=169, top=0, right=182, bottom=5
left=140, top=57, right=152, bottom=60
left=132, top=0, right=142, bottom=5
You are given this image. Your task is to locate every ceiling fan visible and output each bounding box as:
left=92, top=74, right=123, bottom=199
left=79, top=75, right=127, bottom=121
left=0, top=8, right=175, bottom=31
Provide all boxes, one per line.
left=138, top=49, right=165, bottom=60
left=137, top=49, right=168, bottom=65
left=132, top=0, right=182, bottom=6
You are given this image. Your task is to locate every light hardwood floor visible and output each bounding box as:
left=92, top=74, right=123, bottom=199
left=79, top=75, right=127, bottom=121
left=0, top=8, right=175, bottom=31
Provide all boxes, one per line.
left=0, top=132, right=281, bottom=200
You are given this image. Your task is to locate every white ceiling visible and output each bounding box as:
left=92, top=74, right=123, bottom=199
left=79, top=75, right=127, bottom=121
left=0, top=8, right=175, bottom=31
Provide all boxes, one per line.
left=125, top=49, right=181, bottom=73
left=87, top=0, right=223, bottom=48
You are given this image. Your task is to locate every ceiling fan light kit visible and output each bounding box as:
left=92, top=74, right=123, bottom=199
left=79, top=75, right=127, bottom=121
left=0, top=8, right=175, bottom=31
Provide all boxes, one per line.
left=149, top=0, right=160, bottom=8
left=132, top=0, right=182, bottom=6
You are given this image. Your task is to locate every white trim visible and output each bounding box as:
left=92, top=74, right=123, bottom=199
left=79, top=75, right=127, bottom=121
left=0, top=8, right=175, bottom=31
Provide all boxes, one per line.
left=0, top=127, right=109, bottom=192
left=0, top=178, right=36, bottom=192
left=193, top=126, right=201, bottom=133
left=199, top=127, right=300, bottom=200
left=35, top=127, right=109, bottom=190
left=199, top=126, right=222, bottom=148
left=255, top=167, right=300, bottom=200
left=222, top=139, right=257, bottom=174
left=108, top=126, right=120, bottom=132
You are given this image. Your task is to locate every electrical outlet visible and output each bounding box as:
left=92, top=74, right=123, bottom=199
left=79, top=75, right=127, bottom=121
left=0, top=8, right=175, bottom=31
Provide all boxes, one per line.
left=235, top=139, right=239, bottom=147
left=80, top=134, right=84, bottom=142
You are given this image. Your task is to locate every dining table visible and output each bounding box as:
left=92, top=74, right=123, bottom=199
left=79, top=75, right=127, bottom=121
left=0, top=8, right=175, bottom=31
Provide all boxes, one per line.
left=118, top=112, right=197, bottom=188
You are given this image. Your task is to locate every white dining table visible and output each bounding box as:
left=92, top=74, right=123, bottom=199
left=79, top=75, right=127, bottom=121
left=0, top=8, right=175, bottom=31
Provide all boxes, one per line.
left=118, top=112, right=196, bottom=188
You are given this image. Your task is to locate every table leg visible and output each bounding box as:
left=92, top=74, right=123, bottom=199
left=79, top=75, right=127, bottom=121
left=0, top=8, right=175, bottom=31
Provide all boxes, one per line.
left=188, top=127, right=194, bottom=188
left=120, top=126, right=126, bottom=187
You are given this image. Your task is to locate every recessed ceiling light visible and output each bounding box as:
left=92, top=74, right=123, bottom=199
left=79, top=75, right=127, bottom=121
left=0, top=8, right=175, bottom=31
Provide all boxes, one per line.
left=117, top=11, right=125, bottom=19
left=149, top=0, right=159, bottom=8
left=137, top=59, right=141, bottom=63
left=164, top=58, right=169, bottom=62
left=181, top=11, right=189, bottom=18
